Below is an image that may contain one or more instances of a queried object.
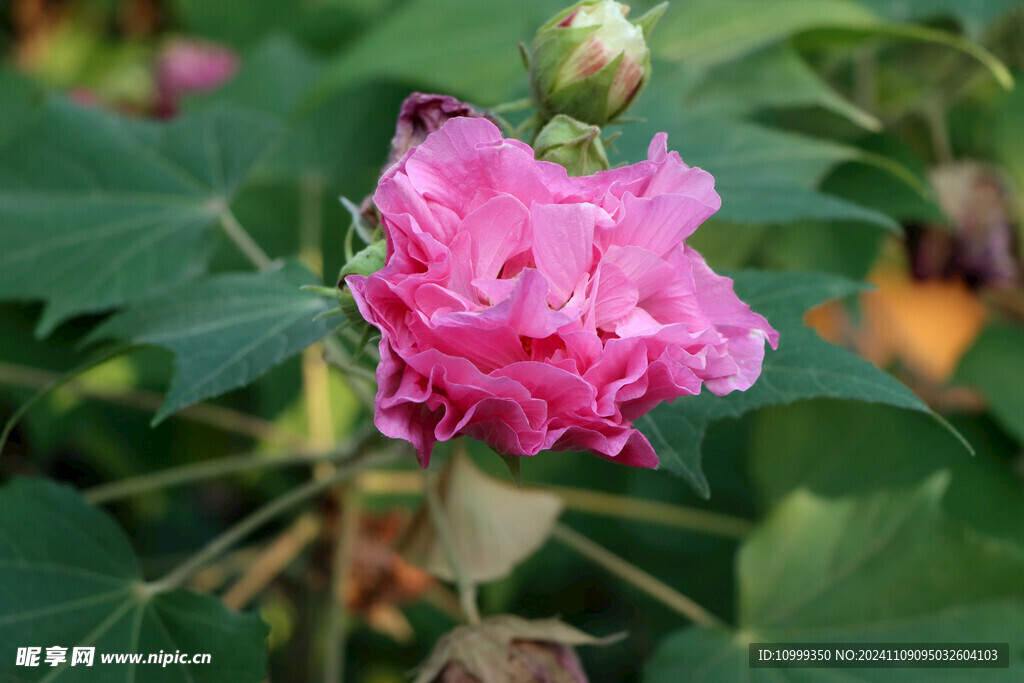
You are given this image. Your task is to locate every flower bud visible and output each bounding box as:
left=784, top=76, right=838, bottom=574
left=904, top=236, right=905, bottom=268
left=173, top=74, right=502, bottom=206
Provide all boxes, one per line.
left=534, top=114, right=609, bottom=176
left=529, top=1, right=666, bottom=126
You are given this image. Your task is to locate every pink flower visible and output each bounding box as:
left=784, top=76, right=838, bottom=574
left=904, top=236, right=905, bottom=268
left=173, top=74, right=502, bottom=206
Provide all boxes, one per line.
left=347, top=117, right=778, bottom=468
left=155, top=39, right=238, bottom=116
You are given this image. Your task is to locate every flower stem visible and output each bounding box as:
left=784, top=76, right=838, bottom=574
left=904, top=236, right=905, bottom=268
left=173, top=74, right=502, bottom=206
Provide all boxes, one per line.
left=148, top=448, right=396, bottom=594
left=422, top=469, right=481, bottom=624
left=490, top=97, right=533, bottom=114
left=219, top=209, right=273, bottom=271
left=84, top=427, right=379, bottom=504
left=551, top=523, right=722, bottom=627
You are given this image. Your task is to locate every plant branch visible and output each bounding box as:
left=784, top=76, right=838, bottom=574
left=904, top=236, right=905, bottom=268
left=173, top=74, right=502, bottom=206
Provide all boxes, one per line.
left=422, top=469, right=480, bottom=624
left=323, top=485, right=362, bottom=683
left=354, top=470, right=753, bottom=538
left=0, top=360, right=305, bottom=451
left=220, top=209, right=273, bottom=271
left=221, top=513, right=321, bottom=609
left=551, top=523, right=722, bottom=627
left=547, top=484, right=752, bottom=538
left=84, top=427, right=379, bottom=504
left=148, top=447, right=398, bottom=594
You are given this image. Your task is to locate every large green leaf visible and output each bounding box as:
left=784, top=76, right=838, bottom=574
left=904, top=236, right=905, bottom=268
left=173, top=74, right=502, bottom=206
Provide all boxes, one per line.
left=652, top=0, right=1011, bottom=89
left=646, top=476, right=1024, bottom=682
left=190, top=36, right=323, bottom=119
left=750, top=401, right=1024, bottom=546
left=652, top=0, right=879, bottom=68
left=311, top=0, right=552, bottom=106
left=685, top=43, right=880, bottom=130
left=640, top=271, right=942, bottom=497
left=856, top=0, right=1021, bottom=35
left=617, top=64, right=899, bottom=231
left=954, top=325, right=1024, bottom=445
left=0, top=69, right=45, bottom=149
left=0, top=100, right=281, bottom=337
left=85, top=261, right=340, bottom=423
left=0, top=478, right=268, bottom=682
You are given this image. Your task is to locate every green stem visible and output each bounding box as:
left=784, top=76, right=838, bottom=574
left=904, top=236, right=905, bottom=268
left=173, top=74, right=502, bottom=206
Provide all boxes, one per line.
left=85, top=427, right=379, bottom=504
left=422, top=469, right=481, bottom=624
left=323, top=485, right=362, bottom=683
left=0, top=344, right=134, bottom=455
left=148, top=448, right=397, bottom=594
left=322, top=337, right=377, bottom=410
left=220, top=209, right=273, bottom=271
left=552, top=523, right=722, bottom=627
left=548, top=485, right=752, bottom=538
left=490, top=97, right=533, bottom=114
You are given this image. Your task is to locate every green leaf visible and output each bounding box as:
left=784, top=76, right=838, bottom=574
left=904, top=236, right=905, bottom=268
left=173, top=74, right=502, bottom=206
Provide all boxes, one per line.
left=646, top=476, right=1024, bottom=681
left=686, top=43, right=881, bottom=131
left=856, top=0, right=1021, bottom=36
left=955, top=324, right=1024, bottom=445
left=750, top=401, right=1024, bottom=546
left=0, top=69, right=45, bottom=149
left=0, top=100, right=282, bottom=337
left=85, top=261, right=340, bottom=424
left=641, top=270, right=953, bottom=496
left=0, top=478, right=268, bottom=682
left=652, top=0, right=879, bottom=68
left=617, top=65, right=900, bottom=231
left=311, top=0, right=552, bottom=106
left=189, top=36, right=323, bottom=118
left=171, top=0, right=301, bottom=49
left=652, top=0, right=1012, bottom=89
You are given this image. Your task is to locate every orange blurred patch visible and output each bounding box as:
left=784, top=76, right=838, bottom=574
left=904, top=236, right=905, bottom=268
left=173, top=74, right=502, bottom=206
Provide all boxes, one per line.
left=805, top=265, right=987, bottom=384
left=860, top=266, right=986, bottom=382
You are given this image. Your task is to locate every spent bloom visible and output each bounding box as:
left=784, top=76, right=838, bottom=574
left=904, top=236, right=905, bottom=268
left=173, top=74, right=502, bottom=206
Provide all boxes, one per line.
left=386, top=92, right=496, bottom=168
left=529, top=0, right=666, bottom=125
left=347, top=117, right=778, bottom=468
left=414, top=616, right=604, bottom=683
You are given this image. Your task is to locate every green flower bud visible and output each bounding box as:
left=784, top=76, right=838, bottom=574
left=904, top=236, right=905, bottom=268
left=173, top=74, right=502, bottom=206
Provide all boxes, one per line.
left=336, top=240, right=387, bottom=324
left=534, top=114, right=610, bottom=176
left=529, top=1, right=667, bottom=126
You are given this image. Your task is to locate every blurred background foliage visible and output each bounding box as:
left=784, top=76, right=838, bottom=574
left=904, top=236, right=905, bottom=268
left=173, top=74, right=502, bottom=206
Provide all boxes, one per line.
left=0, top=0, right=1023, bottom=681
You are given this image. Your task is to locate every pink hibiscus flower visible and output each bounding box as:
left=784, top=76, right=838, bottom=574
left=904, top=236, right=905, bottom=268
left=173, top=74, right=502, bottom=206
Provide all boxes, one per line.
left=347, top=117, right=778, bottom=468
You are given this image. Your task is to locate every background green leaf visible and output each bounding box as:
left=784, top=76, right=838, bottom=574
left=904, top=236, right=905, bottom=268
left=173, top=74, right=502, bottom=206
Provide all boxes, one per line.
left=0, top=478, right=268, bottom=682
left=646, top=475, right=1024, bottom=681
left=954, top=324, right=1024, bottom=445
left=641, top=270, right=947, bottom=496
left=0, top=100, right=281, bottom=336
left=85, top=261, right=339, bottom=423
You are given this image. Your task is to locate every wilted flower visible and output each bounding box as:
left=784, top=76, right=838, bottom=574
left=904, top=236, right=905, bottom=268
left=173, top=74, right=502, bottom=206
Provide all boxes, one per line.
left=386, top=92, right=496, bottom=168
left=414, top=616, right=612, bottom=683
left=909, top=162, right=1020, bottom=288
left=529, top=0, right=666, bottom=125
left=346, top=117, right=777, bottom=468
left=357, top=93, right=497, bottom=231
left=155, top=39, right=238, bottom=116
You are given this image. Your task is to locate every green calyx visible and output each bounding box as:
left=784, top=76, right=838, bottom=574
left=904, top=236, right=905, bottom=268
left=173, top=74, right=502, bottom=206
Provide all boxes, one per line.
left=534, top=114, right=610, bottom=177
